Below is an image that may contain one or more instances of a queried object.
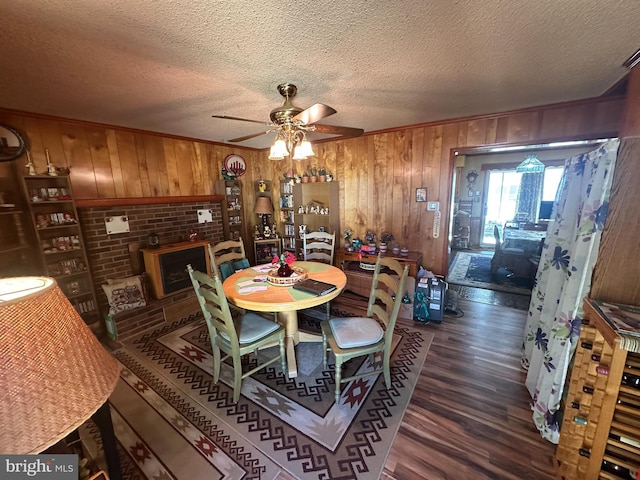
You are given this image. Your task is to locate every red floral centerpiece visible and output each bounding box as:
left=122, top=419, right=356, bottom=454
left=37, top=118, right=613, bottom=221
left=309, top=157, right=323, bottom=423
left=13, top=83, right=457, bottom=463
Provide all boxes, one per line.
left=272, top=251, right=296, bottom=277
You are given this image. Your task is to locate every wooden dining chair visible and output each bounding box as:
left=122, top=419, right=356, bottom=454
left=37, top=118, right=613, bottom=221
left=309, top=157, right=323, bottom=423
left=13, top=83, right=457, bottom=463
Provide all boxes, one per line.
left=302, top=231, right=336, bottom=320
left=208, top=239, right=250, bottom=282
left=321, top=254, right=409, bottom=402
left=187, top=264, right=286, bottom=403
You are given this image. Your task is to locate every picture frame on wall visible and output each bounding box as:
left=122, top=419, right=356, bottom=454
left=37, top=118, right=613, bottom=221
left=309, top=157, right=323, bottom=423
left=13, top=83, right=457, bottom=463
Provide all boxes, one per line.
left=416, top=187, right=427, bottom=202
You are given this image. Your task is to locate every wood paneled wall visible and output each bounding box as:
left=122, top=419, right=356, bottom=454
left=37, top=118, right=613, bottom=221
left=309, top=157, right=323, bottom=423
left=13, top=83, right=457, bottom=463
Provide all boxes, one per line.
left=0, top=96, right=623, bottom=275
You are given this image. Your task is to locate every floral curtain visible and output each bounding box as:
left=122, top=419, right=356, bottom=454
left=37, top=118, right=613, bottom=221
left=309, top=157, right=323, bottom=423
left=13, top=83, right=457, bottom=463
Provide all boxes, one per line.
left=514, top=172, right=544, bottom=222
left=521, top=139, right=620, bottom=443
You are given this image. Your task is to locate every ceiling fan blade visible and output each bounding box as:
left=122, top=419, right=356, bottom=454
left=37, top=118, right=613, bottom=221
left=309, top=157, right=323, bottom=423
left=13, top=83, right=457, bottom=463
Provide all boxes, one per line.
left=212, top=115, right=267, bottom=125
left=313, top=124, right=364, bottom=137
left=227, top=131, right=269, bottom=143
left=293, top=103, right=337, bottom=125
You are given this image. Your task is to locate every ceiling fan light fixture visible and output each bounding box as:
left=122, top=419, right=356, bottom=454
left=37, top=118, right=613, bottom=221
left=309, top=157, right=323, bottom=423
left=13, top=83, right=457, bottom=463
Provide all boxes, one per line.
left=292, top=144, right=307, bottom=161
left=268, top=138, right=288, bottom=160
left=296, top=138, right=315, bottom=159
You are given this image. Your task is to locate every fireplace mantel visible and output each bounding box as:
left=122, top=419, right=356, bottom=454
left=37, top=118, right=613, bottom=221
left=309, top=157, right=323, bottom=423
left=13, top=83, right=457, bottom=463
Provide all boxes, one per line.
left=76, top=195, right=224, bottom=208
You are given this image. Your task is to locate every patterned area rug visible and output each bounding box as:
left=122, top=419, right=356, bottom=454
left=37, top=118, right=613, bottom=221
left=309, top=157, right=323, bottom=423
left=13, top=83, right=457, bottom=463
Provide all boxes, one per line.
left=81, top=309, right=433, bottom=480
left=448, top=250, right=533, bottom=296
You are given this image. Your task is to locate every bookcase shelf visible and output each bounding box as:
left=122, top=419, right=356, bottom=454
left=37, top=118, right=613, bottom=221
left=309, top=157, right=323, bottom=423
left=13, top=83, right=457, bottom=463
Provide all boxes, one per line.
left=20, top=175, right=99, bottom=321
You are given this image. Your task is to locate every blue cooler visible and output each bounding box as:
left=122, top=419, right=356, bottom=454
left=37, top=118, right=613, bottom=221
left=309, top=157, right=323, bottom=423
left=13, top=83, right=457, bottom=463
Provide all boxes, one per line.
left=414, top=277, right=447, bottom=323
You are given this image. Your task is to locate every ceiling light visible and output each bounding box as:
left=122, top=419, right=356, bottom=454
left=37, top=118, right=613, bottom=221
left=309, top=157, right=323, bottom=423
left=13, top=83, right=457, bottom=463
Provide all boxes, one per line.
left=268, top=126, right=315, bottom=161
left=268, top=137, right=288, bottom=160
left=516, top=154, right=545, bottom=173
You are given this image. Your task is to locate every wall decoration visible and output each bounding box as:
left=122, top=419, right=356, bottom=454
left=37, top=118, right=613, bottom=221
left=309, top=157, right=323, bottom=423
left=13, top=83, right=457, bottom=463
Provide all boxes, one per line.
left=415, top=187, right=427, bottom=202
left=466, top=169, right=478, bottom=190
left=0, top=124, right=27, bottom=162
left=224, top=154, right=246, bottom=177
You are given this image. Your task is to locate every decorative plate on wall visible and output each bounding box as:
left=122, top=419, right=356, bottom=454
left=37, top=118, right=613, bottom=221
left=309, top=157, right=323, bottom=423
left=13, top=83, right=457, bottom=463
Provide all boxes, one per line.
left=224, top=154, right=246, bottom=177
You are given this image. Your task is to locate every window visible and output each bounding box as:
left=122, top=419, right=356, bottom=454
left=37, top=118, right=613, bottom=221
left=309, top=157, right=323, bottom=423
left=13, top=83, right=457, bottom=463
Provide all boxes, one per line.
left=481, top=166, right=563, bottom=245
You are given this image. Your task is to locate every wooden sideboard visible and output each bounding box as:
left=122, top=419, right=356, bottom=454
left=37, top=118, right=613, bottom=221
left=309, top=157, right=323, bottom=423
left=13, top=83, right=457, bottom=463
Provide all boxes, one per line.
left=336, top=249, right=422, bottom=297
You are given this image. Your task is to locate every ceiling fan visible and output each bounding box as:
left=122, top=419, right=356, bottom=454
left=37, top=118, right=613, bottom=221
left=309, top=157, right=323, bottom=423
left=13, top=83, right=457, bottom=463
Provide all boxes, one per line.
left=212, top=83, right=364, bottom=159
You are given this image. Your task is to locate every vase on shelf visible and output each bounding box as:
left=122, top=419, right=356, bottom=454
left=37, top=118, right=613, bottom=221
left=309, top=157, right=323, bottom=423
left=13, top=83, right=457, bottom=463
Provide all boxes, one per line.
left=277, top=263, right=293, bottom=277
left=392, top=245, right=400, bottom=255
left=400, top=246, right=409, bottom=257
left=379, top=242, right=387, bottom=253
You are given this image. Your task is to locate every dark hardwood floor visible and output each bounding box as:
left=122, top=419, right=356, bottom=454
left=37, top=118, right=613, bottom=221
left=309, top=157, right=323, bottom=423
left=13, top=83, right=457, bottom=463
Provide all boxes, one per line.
left=312, top=290, right=556, bottom=480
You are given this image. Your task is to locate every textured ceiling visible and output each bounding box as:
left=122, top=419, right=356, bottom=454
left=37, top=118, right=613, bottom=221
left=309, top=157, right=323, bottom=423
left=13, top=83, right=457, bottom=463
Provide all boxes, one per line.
left=0, top=1, right=638, bottom=149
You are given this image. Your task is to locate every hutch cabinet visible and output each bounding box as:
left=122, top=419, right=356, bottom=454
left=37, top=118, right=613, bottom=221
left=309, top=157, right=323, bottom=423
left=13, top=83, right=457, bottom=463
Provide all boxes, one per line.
left=20, top=175, right=99, bottom=321
left=555, top=298, right=640, bottom=479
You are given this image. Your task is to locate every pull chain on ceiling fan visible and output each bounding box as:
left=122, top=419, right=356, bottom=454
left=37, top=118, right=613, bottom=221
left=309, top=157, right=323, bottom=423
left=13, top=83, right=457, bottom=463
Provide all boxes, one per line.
left=212, top=83, right=364, bottom=160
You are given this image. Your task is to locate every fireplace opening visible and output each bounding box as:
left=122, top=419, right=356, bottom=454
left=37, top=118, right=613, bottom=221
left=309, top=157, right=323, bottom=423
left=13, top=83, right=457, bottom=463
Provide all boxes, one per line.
left=142, top=241, right=211, bottom=299
left=160, top=247, right=207, bottom=294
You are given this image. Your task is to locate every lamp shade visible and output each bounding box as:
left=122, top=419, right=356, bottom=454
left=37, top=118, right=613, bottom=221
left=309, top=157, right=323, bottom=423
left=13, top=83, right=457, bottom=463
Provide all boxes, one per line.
left=254, top=196, right=274, bottom=215
left=516, top=154, right=546, bottom=173
left=0, top=277, right=120, bottom=454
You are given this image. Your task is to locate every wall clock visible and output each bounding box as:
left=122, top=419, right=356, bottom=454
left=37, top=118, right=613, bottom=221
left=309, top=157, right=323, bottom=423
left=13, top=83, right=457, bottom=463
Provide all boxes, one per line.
left=224, top=154, right=247, bottom=177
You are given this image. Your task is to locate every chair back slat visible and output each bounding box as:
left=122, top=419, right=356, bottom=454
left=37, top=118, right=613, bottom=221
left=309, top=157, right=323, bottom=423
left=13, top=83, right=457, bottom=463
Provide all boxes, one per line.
left=302, top=231, right=336, bottom=265
left=209, top=239, right=249, bottom=281
left=187, top=264, right=239, bottom=345
left=366, top=255, right=409, bottom=332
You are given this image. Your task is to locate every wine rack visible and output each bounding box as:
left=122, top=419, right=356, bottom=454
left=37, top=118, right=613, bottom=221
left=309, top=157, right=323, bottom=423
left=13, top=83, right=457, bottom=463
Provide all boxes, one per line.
left=556, top=298, right=640, bottom=479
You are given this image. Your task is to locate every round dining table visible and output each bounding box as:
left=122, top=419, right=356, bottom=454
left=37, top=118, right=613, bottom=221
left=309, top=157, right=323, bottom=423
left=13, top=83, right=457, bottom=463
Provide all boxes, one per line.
left=222, top=261, right=347, bottom=378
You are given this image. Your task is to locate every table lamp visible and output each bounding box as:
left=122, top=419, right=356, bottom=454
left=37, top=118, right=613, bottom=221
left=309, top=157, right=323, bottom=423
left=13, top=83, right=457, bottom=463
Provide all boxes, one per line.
left=254, top=196, right=274, bottom=229
left=0, top=277, right=121, bottom=457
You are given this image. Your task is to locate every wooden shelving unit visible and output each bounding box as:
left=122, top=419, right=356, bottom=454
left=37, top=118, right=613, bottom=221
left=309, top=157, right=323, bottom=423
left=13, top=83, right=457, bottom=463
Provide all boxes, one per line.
left=216, top=179, right=245, bottom=243
left=0, top=163, right=38, bottom=276
left=254, top=238, right=280, bottom=265
left=279, top=179, right=295, bottom=253
left=293, top=181, right=339, bottom=259
left=555, top=298, right=640, bottom=479
left=20, top=175, right=99, bottom=321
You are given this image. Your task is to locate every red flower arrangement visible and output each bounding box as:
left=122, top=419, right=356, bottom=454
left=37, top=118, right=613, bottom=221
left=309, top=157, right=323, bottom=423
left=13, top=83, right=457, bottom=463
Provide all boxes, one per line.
left=272, top=251, right=296, bottom=277
left=272, top=251, right=296, bottom=267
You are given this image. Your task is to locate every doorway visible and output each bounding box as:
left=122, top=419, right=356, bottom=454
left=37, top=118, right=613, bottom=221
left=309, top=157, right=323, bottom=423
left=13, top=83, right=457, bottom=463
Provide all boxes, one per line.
left=481, top=169, right=521, bottom=246
left=446, top=143, right=601, bottom=305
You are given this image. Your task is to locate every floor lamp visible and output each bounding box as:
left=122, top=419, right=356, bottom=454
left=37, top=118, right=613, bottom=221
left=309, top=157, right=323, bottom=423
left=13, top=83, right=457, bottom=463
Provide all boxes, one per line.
left=0, top=277, right=121, bottom=478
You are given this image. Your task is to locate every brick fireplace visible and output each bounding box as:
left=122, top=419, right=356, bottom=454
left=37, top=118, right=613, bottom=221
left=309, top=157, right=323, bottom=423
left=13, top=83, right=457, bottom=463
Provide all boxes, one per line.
left=78, top=200, right=224, bottom=339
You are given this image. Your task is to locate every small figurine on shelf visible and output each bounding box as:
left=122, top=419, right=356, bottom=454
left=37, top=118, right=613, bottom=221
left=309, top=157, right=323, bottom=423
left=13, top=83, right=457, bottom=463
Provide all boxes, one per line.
left=25, top=151, right=36, bottom=176
left=189, top=228, right=198, bottom=242
left=45, top=149, right=58, bottom=176
left=343, top=227, right=353, bottom=248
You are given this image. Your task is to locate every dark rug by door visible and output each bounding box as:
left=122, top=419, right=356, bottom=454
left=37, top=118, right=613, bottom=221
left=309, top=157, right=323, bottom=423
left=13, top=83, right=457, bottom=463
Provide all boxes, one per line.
left=448, top=250, right=533, bottom=296
left=81, top=309, right=433, bottom=480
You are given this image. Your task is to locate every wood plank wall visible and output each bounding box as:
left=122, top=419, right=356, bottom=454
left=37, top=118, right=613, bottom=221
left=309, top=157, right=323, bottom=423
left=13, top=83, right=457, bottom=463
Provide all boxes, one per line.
left=0, top=96, right=623, bottom=275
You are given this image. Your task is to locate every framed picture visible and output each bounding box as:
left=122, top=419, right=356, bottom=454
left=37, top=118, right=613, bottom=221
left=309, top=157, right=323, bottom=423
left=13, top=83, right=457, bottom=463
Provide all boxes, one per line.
left=415, top=187, right=427, bottom=202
